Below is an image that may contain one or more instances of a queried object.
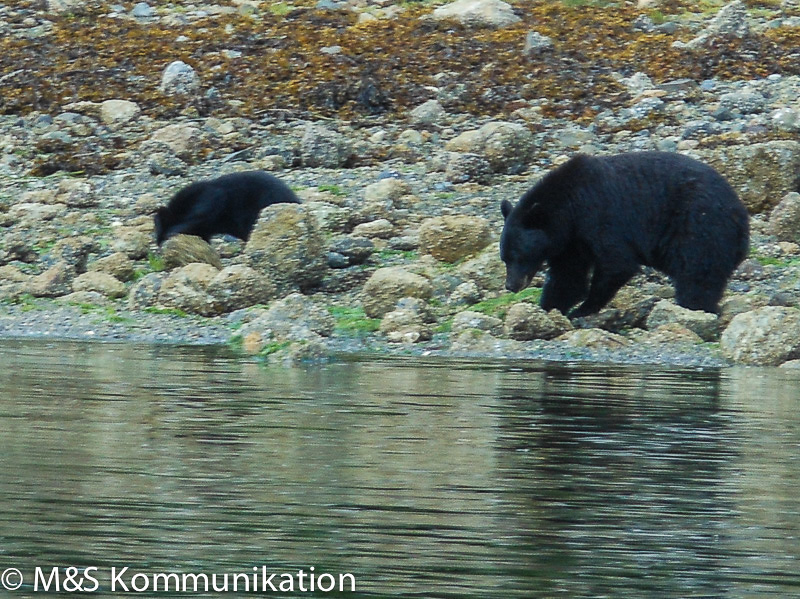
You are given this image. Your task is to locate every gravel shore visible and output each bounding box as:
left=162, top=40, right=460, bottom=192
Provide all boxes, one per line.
left=3, top=0, right=800, bottom=367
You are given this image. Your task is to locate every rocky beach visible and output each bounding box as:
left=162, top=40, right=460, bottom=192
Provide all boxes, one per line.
left=2, top=0, right=800, bottom=367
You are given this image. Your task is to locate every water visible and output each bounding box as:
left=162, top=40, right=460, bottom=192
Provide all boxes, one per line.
left=0, top=340, right=799, bottom=597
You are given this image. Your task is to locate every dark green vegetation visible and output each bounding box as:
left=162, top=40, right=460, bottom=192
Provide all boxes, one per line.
left=1, top=0, right=798, bottom=121
left=328, top=306, right=381, bottom=335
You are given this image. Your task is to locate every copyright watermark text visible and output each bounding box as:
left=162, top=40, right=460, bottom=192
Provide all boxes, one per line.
left=1, top=566, right=355, bottom=594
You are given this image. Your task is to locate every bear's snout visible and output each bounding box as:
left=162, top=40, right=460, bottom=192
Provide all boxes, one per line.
left=505, top=272, right=532, bottom=293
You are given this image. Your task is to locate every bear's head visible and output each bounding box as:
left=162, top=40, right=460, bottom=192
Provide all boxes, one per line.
left=153, top=207, right=172, bottom=246
left=500, top=199, right=551, bottom=293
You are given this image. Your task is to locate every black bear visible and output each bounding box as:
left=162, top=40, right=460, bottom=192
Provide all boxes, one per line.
left=500, top=151, right=749, bottom=317
left=154, top=171, right=300, bottom=245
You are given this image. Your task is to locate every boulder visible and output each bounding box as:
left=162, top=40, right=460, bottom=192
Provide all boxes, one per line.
left=769, top=192, right=800, bottom=243
left=432, top=0, right=521, bottom=28
left=206, top=265, right=276, bottom=312
left=72, top=271, right=126, bottom=299
left=504, top=303, right=572, bottom=340
left=645, top=299, right=720, bottom=341
left=361, top=267, right=432, bottom=318
left=161, top=234, right=223, bottom=270
left=445, top=121, right=534, bottom=174
left=721, top=306, right=800, bottom=365
left=419, top=215, right=492, bottom=263
left=701, top=141, right=800, bottom=213
left=157, top=263, right=221, bottom=316
left=245, top=203, right=327, bottom=294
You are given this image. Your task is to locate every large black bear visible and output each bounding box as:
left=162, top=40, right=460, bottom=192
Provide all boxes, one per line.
left=154, top=171, right=300, bottom=245
left=500, top=151, right=749, bottom=317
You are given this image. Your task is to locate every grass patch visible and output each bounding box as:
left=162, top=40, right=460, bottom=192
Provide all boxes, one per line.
left=328, top=306, right=381, bottom=335
left=466, top=287, right=542, bottom=319
left=376, top=249, right=418, bottom=262
left=147, top=252, right=166, bottom=272
left=143, top=306, right=189, bottom=317
left=5, top=293, right=43, bottom=312
left=317, top=184, right=346, bottom=196
left=267, top=2, right=294, bottom=16
left=750, top=251, right=800, bottom=267
left=73, top=302, right=132, bottom=323
left=259, top=340, right=291, bottom=356
left=434, top=318, right=453, bottom=334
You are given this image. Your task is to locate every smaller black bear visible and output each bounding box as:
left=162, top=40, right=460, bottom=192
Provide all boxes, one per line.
left=500, top=151, right=749, bottom=317
left=154, top=171, right=300, bottom=245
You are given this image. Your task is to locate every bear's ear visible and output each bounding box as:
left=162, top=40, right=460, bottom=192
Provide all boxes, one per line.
left=501, top=199, right=514, bottom=220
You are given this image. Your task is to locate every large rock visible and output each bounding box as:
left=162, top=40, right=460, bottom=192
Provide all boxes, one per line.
left=161, top=234, right=223, bottom=269
left=72, top=271, right=126, bottom=299
left=88, top=252, right=136, bottom=282
left=443, top=152, right=493, bottom=184
left=26, top=262, right=75, bottom=298
left=700, top=141, right=800, bottom=213
left=445, top=121, right=534, bottom=174
left=418, top=215, right=492, bottom=263
left=363, top=178, right=411, bottom=203
left=457, top=247, right=506, bottom=292
left=432, top=0, right=521, bottom=28
left=237, top=293, right=335, bottom=354
left=769, top=192, right=800, bottom=242
left=157, top=263, right=221, bottom=316
left=721, top=306, right=800, bottom=365
left=100, top=99, right=141, bottom=126
left=645, top=299, right=720, bottom=341
left=48, top=236, right=98, bottom=272
left=504, top=302, right=572, bottom=340
left=300, top=123, right=353, bottom=168
left=361, top=267, right=433, bottom=318
left=128, top=272, right=168, bottom=310
left=673, top=0, right=749, bottom=49
left=159, top=60, right=200, bottom=96
left=244, top=203, right=327, bottom=294
left=110, top=227, right=151, bottom=260
left=206, top=265, right=276, bottom=312
left=148, top=123, right=204, bottom=160
left=557, top=328, right=630, bottom=350
left=380, top=309, right=432, bottom=344
left=55, top=179, right=97, bottom=207
left=451, top=310, right=504, bottom=336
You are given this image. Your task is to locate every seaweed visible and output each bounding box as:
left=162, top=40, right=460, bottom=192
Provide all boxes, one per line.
left=0, top=1, right=796, bottom=121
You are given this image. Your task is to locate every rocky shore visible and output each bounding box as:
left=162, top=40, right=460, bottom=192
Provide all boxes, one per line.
left=2, top=0, right=800, bottom=367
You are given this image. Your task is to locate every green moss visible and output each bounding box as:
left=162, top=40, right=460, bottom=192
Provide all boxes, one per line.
left=467, top=287, right=542, bottom=319
left=752, top=255, right=800, bottom=267
left=147, top=252, right=166, bottom=272
left=143, top=306, right=189, bottom=317
left=317, top=184, right=346, bottom=196
left=268, top=2, right=294, bottom=16
left=328, top=306, right=381, bottom=335
left=259, top=340, right=292, bottom=356
left=376, top=249, right=418, bottom=261
left=5, top=293, right=42, bottom=311
left=434, top=318, right=453, bottom=334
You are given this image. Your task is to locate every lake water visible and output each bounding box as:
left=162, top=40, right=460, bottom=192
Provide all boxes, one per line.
left=0, top=340, right=799, bottom=598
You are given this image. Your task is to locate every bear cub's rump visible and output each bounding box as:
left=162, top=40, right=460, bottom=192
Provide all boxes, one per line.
left=154, top=171, right=300, bottom=245
left=500, top=151, right=749, bottom=317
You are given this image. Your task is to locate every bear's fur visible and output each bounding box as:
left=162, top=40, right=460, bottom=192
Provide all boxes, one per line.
left=154, top=171, right=300, bottom=245
left=500, top=152, right=749, bottom=317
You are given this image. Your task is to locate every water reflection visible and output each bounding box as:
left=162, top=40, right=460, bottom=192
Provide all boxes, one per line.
left=0, top=341, right=798, bottom=597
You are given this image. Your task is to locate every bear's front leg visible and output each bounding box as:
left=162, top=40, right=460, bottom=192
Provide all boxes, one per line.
left=569, top=264, right=638, bottom=318
left=540, top=254, right=591, bottom=314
